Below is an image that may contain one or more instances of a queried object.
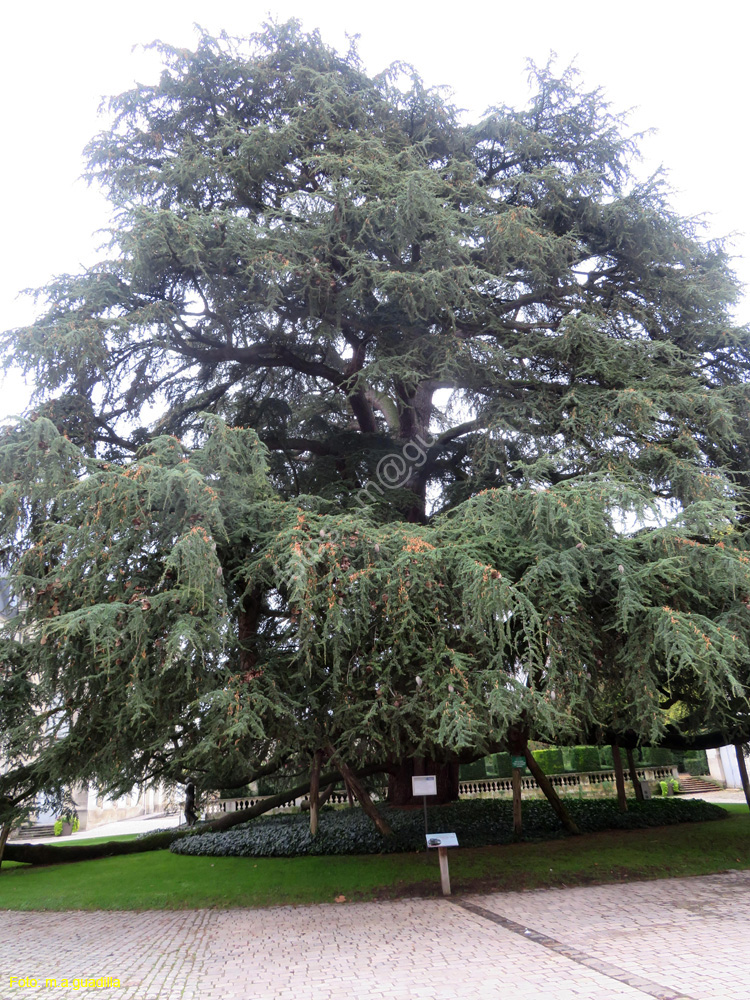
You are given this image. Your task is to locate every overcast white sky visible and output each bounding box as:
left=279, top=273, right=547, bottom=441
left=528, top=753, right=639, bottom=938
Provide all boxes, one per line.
left=1, top=0, right=748, bottom=416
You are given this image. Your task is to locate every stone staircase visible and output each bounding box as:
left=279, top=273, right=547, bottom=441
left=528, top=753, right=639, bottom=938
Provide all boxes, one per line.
left=9, top=824, right=56, bottom=840
left=677, top=774, right=724, bottom=794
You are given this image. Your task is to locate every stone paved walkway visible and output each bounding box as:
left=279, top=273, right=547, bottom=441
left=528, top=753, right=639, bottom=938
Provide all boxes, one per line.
left=2, top=871, right=749, bottom=1000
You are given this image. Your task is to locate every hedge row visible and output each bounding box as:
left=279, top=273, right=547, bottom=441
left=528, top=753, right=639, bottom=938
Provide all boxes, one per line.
left=459, top=745, right=707, bottom=781
left=680, top=750, right=709, bottom=775
left=565, top=746, right=602, bottom=773
left=171, top=797, right=726, bottom=859
left=532, top=748, right=565, bottom=774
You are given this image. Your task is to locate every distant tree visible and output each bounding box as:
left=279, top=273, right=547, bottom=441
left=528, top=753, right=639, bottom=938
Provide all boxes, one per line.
left=2, top=22, right=749, bottom=828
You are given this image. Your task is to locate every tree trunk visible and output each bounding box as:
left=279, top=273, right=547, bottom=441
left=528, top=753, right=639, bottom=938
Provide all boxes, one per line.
left=626, top=746, right=644, bottom=801
left=512, top=767, right=523, bottom=836
left=0, top=822, right=12, bottom=870
left=735, top=744, right=750, bottom=810
left=611, top=744, right=628, bottom=812
left=523, top=747, right=580, bottom=835
left=4, top=763, right=386, bottom=866
left=387, top=758, right=459, bottom=806
left=330, top=751, right=392, bottom=837
left=309, top=751, right=321, bottom=837
left=394, top=383, right=434, bottom=524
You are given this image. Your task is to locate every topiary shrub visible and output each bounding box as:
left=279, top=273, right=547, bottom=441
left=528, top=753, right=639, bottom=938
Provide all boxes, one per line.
left=640, top=747, right=675, bottom=767
left=493, top=752, right=513, bottom=778
left=565, top=746, right=602, bottom=773
left=532, top=748, right=565, bottom=774
left=681, top=751, right=709, bottom=776
left=459, top=759, right=488, bottom=781
left=684, top=761, right=708, bottom=776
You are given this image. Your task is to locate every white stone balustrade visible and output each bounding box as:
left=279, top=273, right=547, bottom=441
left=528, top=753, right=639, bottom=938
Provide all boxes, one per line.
left=203, top=766, right=680, bottom=817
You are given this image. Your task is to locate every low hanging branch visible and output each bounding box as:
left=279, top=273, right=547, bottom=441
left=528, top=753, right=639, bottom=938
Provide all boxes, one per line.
left=3, top=763, right=387, bottom=867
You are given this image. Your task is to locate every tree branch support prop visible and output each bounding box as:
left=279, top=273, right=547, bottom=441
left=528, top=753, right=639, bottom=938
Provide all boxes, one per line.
left=611, top=744, right=628, bottom=811
left=735, top=744, right=750, bottom=811
left=0, top=822, right=13, bottom=870
left=309, top=750, right=321, bottom=837
left=328, top=748, right=393, bottom=837
left=512, top=766, right=523, bottom=836
left=523, top=747, right=580, bottom=835
left=626, top=747, right=644, bottom=801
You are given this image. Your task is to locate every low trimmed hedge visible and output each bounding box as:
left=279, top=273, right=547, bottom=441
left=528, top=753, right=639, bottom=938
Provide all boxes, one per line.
left=170, top=797, right=726, bottom=859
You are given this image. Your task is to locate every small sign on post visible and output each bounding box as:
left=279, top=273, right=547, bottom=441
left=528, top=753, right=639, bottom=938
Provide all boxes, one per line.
left=511, top=755, right=526, bottom=771
left=411, top=775, right=437, bottom=796
left=412, top=774, right=437, bottom=841
left=426, top=832, right=458, bottom=895
left=426, top=833, right=458, bottom=848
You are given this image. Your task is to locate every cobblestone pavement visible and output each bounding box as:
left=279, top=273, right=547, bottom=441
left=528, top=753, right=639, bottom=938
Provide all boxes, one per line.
left=3, top=871, right=749, bottom=1000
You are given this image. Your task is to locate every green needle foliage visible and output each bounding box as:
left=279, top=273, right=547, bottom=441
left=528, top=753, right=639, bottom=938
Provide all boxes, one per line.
left=2, top=417, right=750, bottom=817
left=4, top=22, right=747, bottom=510
left=2, top=22, right=750, bottom=823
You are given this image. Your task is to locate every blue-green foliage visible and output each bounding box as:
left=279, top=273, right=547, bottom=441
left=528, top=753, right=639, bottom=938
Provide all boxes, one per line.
left=171, top=798, right=726, bottom=858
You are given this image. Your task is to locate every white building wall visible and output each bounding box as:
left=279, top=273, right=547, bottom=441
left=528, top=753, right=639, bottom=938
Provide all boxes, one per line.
left=707, top=746, right=745, bottom=788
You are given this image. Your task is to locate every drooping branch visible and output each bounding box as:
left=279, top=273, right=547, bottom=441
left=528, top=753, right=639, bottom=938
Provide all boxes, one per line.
left=3, top=763, right=387, bottom=866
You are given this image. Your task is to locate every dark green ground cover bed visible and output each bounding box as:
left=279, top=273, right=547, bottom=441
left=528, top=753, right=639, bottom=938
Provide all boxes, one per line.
left=171, top=797, right=726, bottom=858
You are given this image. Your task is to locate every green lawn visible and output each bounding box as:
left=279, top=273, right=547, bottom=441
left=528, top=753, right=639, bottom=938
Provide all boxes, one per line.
left=1, top=804, right=747, bottom=910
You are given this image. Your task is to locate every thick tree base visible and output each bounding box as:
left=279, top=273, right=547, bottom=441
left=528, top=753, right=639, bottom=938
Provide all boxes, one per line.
left=386, top=758, right=459, bottom=806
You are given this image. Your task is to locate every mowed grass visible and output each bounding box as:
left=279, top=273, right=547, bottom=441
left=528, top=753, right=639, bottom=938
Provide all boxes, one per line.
left=1, top=804, right=747, bottom=911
